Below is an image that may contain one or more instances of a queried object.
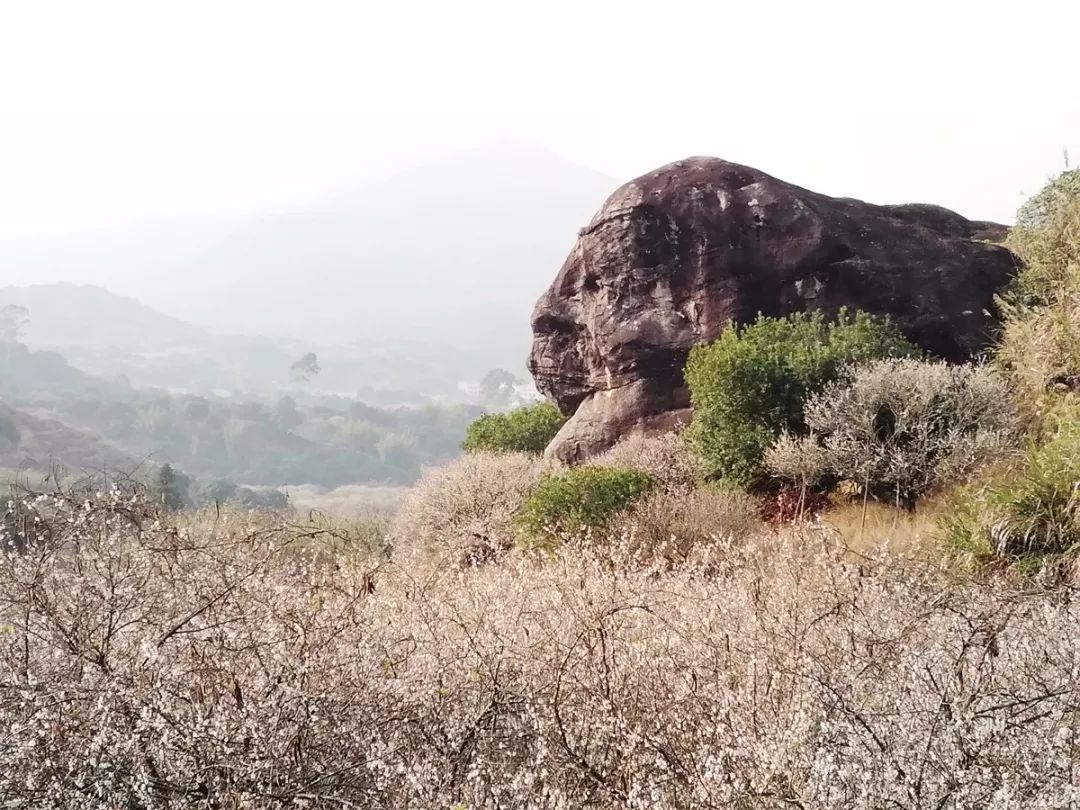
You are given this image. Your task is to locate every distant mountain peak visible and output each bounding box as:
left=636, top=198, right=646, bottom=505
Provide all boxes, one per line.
left=0, top=282, right=208, bottom=352
left=0, top=141, right=620, bottom=370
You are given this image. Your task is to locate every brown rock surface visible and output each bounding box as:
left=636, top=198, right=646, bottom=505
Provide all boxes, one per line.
left=528, top=157, right=1017, bottom=462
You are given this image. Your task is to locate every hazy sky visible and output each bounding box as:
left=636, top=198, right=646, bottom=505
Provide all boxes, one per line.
left=1, top=0, right=1078, bottom=240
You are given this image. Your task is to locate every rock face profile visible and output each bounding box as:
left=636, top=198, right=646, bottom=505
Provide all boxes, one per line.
left=528, top=157, right=1018, bottom=463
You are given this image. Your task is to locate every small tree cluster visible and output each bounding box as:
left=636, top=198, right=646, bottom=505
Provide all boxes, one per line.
left=686, top=310, right=917, bottom=488
left=153, top=463, right=192, bottom=512
left=0, top=304, right=29, bottom=344
left=289, top=351, right=320, bottom=383
left=478, top=368, right=520, bottom=410
left=0, top=408, right=19, bottom=449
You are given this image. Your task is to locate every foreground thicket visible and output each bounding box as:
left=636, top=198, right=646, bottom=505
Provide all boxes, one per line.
left=3, top=491, right=1080, bottom=808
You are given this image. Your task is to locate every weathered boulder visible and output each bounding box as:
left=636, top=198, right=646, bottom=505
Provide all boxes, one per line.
left=528, top=157, right=1018, bottom=463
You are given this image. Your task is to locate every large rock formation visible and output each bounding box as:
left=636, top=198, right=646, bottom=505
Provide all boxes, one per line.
left=528, top=157, right=1018, bottom=463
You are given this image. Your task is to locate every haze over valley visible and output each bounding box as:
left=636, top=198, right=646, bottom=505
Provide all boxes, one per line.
left=0, top=140, right=614, bottom=372
left=0, top=141, right=617, bottom=504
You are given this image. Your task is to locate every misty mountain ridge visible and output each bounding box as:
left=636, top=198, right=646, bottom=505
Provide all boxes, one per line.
left=0, top=282, right=489, bottom=401
left=1, top=283, right=206, bottom=353
left=0, top=140, right=616, bottom=371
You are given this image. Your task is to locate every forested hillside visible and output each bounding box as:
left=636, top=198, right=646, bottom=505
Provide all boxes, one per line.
left=0, top=333, right=480, bottom=491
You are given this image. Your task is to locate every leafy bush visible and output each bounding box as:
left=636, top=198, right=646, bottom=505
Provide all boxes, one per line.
left=461, top=401, right=565, bottom=455
left=593, top=430, right=703, bottom=493
left=767, top=359, right=1018, bottom=507
left=516, top=466, right=654, bottom=549
left=944, top=417, right=1080, bottom=561
left=685, top=310, right=918, bottom=488
left=389, top=451, right=556, bottom=558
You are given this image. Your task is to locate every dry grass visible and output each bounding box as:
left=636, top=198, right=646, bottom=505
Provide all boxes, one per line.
left=387, top=450, right=559, bottom=561
left=593, top=430, right=702, bottom=493
left=820, top=495, right=950, bottom=558
left=3, top=489, right=1080, bottom=807
left=997, top=198, right=1080, bottom=420
left=612, top=485, right=761, bottom=563
left=282, top=482, right=408, bottom=518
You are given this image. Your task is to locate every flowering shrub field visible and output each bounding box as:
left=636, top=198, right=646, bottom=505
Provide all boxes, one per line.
left=2, top=488, right=1080, bottom=808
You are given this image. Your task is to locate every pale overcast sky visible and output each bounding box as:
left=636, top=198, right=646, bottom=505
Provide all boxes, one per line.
left=1, top=0, right=1077, bottom=240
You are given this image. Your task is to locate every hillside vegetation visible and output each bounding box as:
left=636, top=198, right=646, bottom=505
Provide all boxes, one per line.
left=2, top=486, right=1079, bottom=807
left=3, top=171, right=1080, bottom=807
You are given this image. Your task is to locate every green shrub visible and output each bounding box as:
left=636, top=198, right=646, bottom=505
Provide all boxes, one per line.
left=943, top=416, right=1080, bottom=562
left=996, top=170, right=1080, bottom=416
left=685, top=310, right=918, bottom=488
left=767, top=359, right=1018, bottom=507
left=461, top=401, right=565, bottom=455
left=515, top=466, right=654, bottom=550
